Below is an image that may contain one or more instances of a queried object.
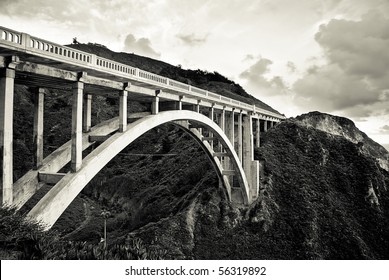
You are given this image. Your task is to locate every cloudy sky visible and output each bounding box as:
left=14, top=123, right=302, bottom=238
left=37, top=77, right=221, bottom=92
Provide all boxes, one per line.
left=1, top=0, right=389, bottom=147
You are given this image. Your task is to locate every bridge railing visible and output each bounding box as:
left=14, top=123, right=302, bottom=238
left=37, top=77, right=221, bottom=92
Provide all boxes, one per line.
left=0, top=26, right=22, bottom=45
left=29, top=35, right=93, bottom=65
left=0, top=26, right=284, bottom=120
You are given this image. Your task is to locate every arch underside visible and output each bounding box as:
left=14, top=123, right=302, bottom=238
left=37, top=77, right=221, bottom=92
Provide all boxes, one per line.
left=27, top=110, right=250, bottom=230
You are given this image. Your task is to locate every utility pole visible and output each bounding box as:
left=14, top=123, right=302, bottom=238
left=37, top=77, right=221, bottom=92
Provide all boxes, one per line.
left=101, top=209, right=110, bottom=250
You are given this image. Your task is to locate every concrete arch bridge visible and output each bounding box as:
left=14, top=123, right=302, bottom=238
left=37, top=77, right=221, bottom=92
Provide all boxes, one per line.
left=0, top=26, right=284, bottom=229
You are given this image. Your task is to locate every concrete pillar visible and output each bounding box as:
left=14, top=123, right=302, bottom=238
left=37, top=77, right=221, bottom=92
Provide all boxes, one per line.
left=83, top=94, right=92, bottom=132
left=196, top=101, right=202, bottom=134
left=151, top=96, right=159, bottom=115
left=0, top=67, right=15, bottom=205
left=196, top=101, right=200, bottom=113
left=243, top=115, right=254, bottom=163
left=228, top=109, right=235, bottom=146
left=243, top=114, right=260, bottom=202
left=264, top=120, right=268, bottom=132
left=71, top=81, right=84, bottom=172
left=178, top=96, right=183, bottom=110
left=256, top=118, right=260, bottom=148
left=33, top=88, right=45, bottom=168
left=221, top=107, right=226, bottom=132
left=119, top=90, right=128, bottom=132
left=238, top=111, right=243, bottom=163
left=209, top=105, right=214, bottom=149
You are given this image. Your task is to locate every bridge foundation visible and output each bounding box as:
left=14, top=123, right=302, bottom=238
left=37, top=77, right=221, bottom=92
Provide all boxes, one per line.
left=0, top=66, right=15, bottom=205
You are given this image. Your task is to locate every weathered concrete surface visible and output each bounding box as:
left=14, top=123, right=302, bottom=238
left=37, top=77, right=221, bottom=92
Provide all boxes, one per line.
left=12, top=117, right=119, bottom=209
left=27, top=110, right=250, bottom=230
left=71, top=81, right=84, bottom=172
left=38, top=172, right=66, bottom=185
left=33, top=88, right=45, bottom=168
left=0, top=67, right=15, bottom=206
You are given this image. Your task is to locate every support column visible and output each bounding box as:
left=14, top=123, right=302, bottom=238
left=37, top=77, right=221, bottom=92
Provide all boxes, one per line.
left=71, top=81, right=84, bottom=172
left=243, top=114, right=253, bottom=174
left=243, top=114, right=259, bottom=202
left=83, top=94, right=92, bottom=132
left=209, top=105, right=215, bottom=149
left=221, top=106, right=226, bottom=132
left=256, top=118, right=260, bottom=148
left=238, top=110, right=243, bottom=163
left=0, top=67, right=15, bottom=205
left=33, top=88, right=45, bottom=169
left=196, top=100, right=202, bottom=134
left=224, top=109, right=235, bottom=187
left=243, top=114, right=254, bottom=165
left=264, top=119, right=268, bottom=132
left=196, top=100, right=201, bottom=113
left=119, top=90, right=128, bottom=132
left=178, top=96, right=183, bottom=110
left=151, top=91, right=159, bottom=115
left=228, top=109, right=235, bottom=146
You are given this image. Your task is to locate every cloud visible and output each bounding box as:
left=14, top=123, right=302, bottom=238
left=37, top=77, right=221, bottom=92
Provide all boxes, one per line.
left=239, top=57, right=288, bottom=96
left=286, top=61, right=297, bottom=73
left=123, top=34, right=160, bottom=59
left=380, top=125, right=389, bottom=134
left=176, top=33, right=208, bottom=46
left=292, top=10, right=389, bottom=117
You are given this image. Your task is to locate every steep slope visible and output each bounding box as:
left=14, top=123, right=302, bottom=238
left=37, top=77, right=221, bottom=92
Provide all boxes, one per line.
left=294, top=111, right=389, bottom=171
left=113, top=112, right=389, bottom=259
left=7, top=101, right=389, bottom=259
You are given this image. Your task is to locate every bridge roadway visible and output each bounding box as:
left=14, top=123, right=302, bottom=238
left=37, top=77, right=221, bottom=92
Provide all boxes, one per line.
left=0, top=26, right=284, bottom=229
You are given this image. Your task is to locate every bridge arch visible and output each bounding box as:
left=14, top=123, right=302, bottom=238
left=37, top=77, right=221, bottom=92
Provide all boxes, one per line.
left=27, top=110, right=250, bottom=230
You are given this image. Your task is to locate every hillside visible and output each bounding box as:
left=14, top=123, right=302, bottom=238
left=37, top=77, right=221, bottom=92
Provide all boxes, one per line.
left=68, top=43, right=282, bottom=115
left=5, top=102, right=389, bottom=259
left=103, top=112, right=388, bottom=259
left=294, top=111, right=389, bottom=171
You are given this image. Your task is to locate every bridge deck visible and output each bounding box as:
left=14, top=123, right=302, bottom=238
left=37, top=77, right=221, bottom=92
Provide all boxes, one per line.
left=0, top=26, right=284, bottom=119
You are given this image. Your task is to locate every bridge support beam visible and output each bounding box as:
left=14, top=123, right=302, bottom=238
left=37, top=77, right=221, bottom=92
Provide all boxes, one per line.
left=209, top=105, right=215, bottom=149
left=221, top=107, right=225, bottom=132
left=152, top=96, right=159, bottom=115
left=256, top=118, right=260, bottom=148
left=178, top=96, right=183, bottom=110
left=224, top=109, right=235, bottom=185
left=119, top=90, right=128, bottom=132
left=243, top=114, right=259, bottom=202
left=33, top=88, right=45, bottom=169
left=195, top=101, right=200, bottom=113
left=238, top=111, right=243, bottom=163
left=0, top=67, right=15, bottom=205
left=83, top=94, right=92, bottom=132
left=71, top=81, right=84, bottom=172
